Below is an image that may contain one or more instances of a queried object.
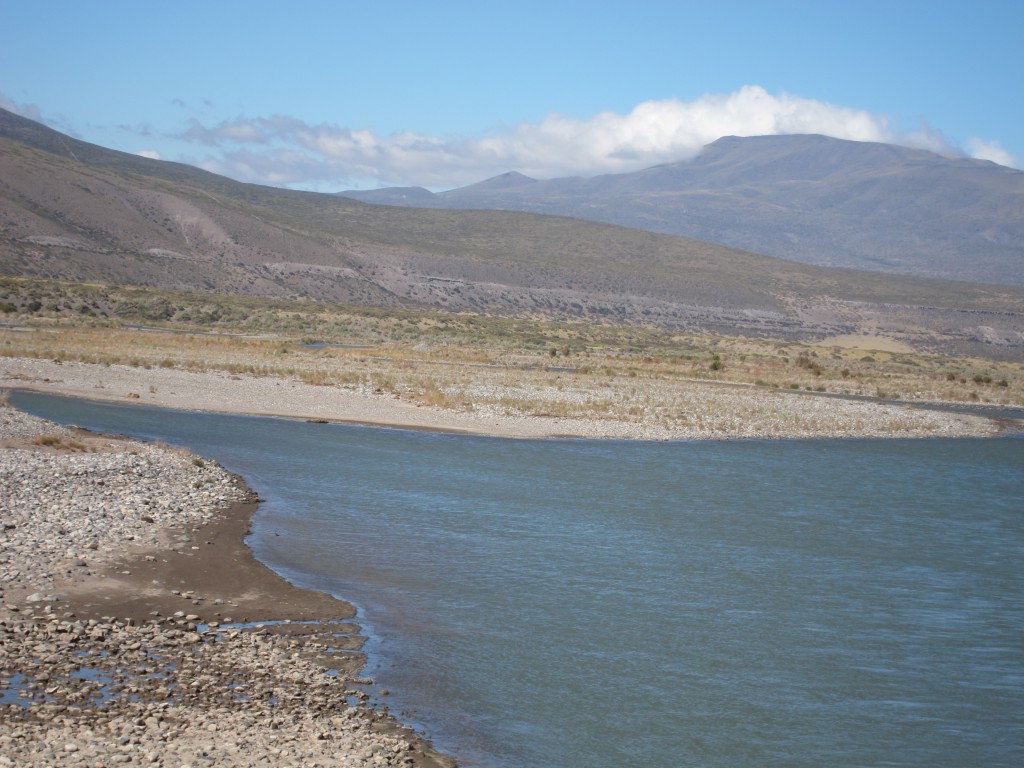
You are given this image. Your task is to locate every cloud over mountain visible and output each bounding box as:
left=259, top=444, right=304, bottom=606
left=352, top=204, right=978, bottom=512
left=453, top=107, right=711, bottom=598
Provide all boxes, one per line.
left=966, top=137, right=1016, bottom=167
left=0, top=94, right=42, bottom=123
left=5, top=87, right=1017, bottom=190
left=181, top=87, right=896, bottom=188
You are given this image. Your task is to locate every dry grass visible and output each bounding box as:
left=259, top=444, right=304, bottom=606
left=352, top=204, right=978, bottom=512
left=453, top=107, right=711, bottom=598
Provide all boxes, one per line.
left=1, top=280, right=1022, bottom=434
left=3, top=322, right=1022, bottom=422
left=30, top=434, right=90, bottom=451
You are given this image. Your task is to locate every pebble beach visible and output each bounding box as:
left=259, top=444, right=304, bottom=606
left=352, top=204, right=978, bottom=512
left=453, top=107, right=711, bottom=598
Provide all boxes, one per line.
left=0, top=356, right=1002, bottom=441
left=0, top=402, right=454, bottom=767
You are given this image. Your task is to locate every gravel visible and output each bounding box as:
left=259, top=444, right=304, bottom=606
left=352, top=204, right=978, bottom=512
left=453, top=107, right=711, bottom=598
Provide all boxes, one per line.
left=0, top=428, right=245, bottom=595
left=0, top=356, right=1002, bottom=440
left=0, top=404, right=453, bottom=768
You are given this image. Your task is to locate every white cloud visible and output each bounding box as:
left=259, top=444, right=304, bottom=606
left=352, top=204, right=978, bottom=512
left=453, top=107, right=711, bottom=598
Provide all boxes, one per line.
left=966, top=137, right=1016, bottom=168
left=136, top=149, right=161, bottom=160
left=181, top=116, right=276, bottom=145
left=0, top=93, right=43, bottom=123
left=171, top=86, right=1013, bottom=189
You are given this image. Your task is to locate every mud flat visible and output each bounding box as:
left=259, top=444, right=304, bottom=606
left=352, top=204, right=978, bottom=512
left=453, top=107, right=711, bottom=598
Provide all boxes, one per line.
left=0, top=402, right=455, bottom=767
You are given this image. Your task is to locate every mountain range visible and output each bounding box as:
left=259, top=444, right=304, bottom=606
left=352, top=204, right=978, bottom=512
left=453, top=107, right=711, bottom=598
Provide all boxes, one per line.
left=340, top=134, right=1024, bottom=287
left=1, top=107, right=1023, bottom=360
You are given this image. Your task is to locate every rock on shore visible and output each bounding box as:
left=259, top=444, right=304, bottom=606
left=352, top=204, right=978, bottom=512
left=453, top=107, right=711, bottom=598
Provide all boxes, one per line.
left=0, top=402, right=455, bottom=767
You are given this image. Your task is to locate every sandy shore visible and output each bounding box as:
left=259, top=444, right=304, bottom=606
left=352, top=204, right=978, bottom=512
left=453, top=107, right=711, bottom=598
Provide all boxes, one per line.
left=0, top=403, right=455, bottom=767
left=0, top=356, right=1003, bottom=440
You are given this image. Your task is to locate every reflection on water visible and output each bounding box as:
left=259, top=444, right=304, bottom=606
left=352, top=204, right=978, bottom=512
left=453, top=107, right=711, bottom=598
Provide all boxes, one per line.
left=11, top=391, right=1024, bottom=768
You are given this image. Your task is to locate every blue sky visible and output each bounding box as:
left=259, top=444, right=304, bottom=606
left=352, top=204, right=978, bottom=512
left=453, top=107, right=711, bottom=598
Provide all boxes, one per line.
left=2, top=0, right=1021, bottom=190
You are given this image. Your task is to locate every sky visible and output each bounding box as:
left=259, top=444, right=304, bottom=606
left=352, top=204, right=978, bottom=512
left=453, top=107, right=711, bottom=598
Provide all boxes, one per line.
left=2, top=0, right=1021, bottom=191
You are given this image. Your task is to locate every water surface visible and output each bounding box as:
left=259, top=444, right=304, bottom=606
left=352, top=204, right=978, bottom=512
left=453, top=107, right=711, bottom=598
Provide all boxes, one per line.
left=11, top=391, right=1024, bottom=767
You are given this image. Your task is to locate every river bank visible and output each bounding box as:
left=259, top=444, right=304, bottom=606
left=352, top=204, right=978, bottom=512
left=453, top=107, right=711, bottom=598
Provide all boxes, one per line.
left=0, top=401, right=455, bottom=767
left=0, top=356, right=1002, bottom=440
left=4, top=381, right=1021, bottom=768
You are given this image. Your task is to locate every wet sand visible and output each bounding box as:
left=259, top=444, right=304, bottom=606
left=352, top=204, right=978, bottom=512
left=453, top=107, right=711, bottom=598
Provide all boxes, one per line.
left=55, top=495, right=356, bottom=627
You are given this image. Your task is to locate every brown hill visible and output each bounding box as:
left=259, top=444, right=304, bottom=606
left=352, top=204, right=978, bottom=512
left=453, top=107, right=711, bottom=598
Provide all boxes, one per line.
left=2, top=107, right=1023, bottom=359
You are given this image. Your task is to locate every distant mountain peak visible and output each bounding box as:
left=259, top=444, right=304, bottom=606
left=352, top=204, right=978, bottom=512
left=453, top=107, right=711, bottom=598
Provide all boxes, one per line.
left=454, top=171, right=538, bottom=191
left=336, top=185, right=437, bottom=205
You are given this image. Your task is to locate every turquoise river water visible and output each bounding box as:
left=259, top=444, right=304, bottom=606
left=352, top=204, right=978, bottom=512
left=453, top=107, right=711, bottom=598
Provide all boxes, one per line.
left=10, top=391, right=1024, bottom=767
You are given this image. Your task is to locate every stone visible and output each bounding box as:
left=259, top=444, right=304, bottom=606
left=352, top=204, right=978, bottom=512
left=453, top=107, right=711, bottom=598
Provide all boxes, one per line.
left=0, top=405, right=442, bottom=768
left=25, top=592, right=57, bottom=603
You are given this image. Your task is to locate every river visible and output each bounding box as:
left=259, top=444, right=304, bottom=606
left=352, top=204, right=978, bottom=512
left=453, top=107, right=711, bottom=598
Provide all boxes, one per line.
left=10, top=391, right=1024, bottom=767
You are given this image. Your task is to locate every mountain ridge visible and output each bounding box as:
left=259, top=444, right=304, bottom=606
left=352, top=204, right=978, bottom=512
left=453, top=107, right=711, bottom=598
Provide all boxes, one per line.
left=2, top=108, right=1023, bottom=360
left=339, top=134, right=1024, bottom=286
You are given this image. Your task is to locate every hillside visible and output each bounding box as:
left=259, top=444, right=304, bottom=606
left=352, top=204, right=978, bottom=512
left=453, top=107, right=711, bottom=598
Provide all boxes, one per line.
left=342, top=134, right=1024, bottom=287
left=2, top=107, right=1023, bottom=360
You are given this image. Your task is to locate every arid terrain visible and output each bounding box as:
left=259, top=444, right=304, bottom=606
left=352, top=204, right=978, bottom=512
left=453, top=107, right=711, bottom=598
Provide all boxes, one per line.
left=4, top=108, right=1024, bottom=364
left=3, top=104, right=1024, bottom=768
left=2, top=279, right=1020, bottom=441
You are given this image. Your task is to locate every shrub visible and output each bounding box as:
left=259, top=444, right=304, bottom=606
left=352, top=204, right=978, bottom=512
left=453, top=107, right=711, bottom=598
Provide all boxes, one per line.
left=419, top=386, right=449, bottom=407
left=795, top=353, right=823, bottom=375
